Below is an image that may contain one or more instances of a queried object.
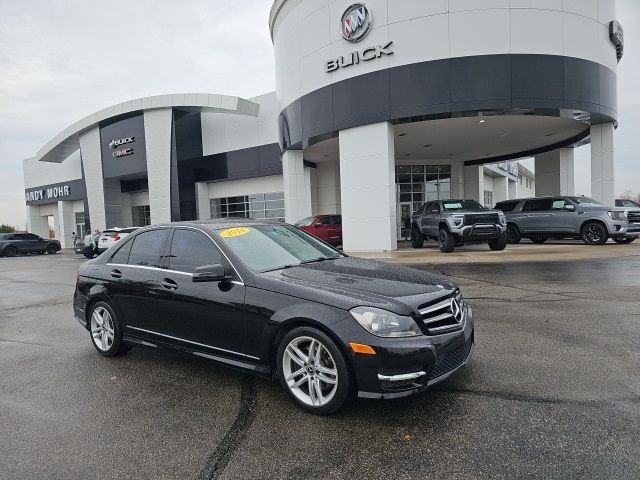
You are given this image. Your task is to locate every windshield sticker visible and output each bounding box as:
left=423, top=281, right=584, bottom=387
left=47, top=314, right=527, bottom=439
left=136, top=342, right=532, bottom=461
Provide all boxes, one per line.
left=221, top=227, right=250, bottom=238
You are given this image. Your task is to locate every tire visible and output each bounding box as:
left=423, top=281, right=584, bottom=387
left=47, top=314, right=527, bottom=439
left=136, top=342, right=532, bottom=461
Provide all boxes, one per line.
left=4, top=246, right=17, bottom=258
left=277, top=326, right=353, bottom=415
left=530, top=236, right=548, bottom=244
left=438, top=229, right=456, bottom=253
left=88, top=301, right=128, bottom=357
left=613, top=237, right=636, bottom=244
left=410, top=227, right=424, bottom=249
left=488, top=232, right=508, bottom=251
left=581, top=222, right=608, bottom=245
left=46, top=245, right=58, bottom=254
left=37, top=250, right=45, bottom=255
left=506, top=224, right=521, bottom=244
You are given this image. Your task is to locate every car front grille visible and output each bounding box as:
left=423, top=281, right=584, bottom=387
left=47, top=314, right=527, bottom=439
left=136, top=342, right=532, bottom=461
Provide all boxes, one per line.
left=429, top=336, right=473, bottom=381
left=628, top=211, right=640, bottom=223
left=464, top=213, right=499, bottom=226
left=417, top=292, right=464, bottom=335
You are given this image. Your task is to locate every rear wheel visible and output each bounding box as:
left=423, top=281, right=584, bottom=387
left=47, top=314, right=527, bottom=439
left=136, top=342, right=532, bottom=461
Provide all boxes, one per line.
left=506, top=224, right=521, bottom=244
left=4, top=246, right=17, bottom=257
left=613, top=237, right=636, bottom=244
left=530, top=236, right=548, bottom=244
left=89, top=301, right=128, bottom=357
left=277, top=326, right=353, bottom=415
left=439, top=229, right=456, bottom=253
left=46, top=245, right=58, bottom=254
left=488, top=233, right=508, bottom=251
left=410, top=227, right=424, bottom=249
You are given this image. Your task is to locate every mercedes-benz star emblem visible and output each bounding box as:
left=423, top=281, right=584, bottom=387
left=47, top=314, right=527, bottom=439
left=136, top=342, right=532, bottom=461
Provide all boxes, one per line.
left=450, top=298, right=463, bottom=323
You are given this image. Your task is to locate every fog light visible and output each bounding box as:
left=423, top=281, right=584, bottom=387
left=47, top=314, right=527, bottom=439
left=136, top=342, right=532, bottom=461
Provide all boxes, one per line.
left=349, top=343, right=376, bottom=355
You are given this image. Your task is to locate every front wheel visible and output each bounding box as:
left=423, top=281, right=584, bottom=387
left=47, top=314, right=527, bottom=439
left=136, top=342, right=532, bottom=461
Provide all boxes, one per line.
left=410, top=227, right=424, bottom=249
left=4, top=246, right=17, bottom=257
left=613, top=237, right=636, bottom=244
left=46, top=245, right=58, bottom=254
left=488, top=233, right=508, bottom=251
left=506, top=224, right=521, bottom=244
left=277, top=326, right=353, bottom=415
left=439, top=229, right=456, bottom=253
left=89, top=301, right=128, bottom=357
left=581, top=222, right=608, bottom=245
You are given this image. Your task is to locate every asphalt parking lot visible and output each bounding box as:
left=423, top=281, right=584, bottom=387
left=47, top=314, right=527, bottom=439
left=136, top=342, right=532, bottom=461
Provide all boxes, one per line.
left=1, top=250, right=639, bottom=479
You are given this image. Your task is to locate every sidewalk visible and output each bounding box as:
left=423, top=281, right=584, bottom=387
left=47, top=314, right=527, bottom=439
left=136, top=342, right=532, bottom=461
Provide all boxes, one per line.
left=345, top=240, right=640, bottom=264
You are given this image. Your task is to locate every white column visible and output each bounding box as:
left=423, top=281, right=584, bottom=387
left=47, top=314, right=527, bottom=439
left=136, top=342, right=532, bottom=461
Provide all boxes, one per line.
left=493, top=175, right=509, bottom=204
left=56, top=201, right=76, bottom=248
left=282, top=150, right=312, bottom=224
left=195, top=182, right=211, bottom=220
left=451, top=161, right=465, bottom=198
left=463, top=165, right=484, bottom=202
left=79, top=126, right=106, bottom=231
left=591, top=123, right=615, bottom=206
left=144, top=108, right=173, bottom=225
left=315, top=161, right=341, bottom=214
left=26, top=205, right=49, bottom=239
left=534, top=148, right=575, bottom=197
left=339, top=122, right=396, bottom=252
left=508, top=179, right=517, bottom=200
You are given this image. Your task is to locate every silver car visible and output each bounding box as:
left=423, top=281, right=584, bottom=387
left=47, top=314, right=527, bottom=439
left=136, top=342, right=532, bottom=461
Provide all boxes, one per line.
left=495, top=196, right=640, bottom=245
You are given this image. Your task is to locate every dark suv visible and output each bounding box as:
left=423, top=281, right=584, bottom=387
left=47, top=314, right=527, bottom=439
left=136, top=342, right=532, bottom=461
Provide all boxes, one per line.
left=0, top=233, right=61, bottom=257
left=410, top=199, right=508, bottom=253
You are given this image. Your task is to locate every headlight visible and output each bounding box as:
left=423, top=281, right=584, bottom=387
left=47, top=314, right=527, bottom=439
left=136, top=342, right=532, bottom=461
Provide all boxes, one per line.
left=498, top=213, right=507, bottom=225
left=608, top=211, right=626, bottom=221
left=350, top=307, right=421, bottom=338
left=451, top=214, right=465, bottom=227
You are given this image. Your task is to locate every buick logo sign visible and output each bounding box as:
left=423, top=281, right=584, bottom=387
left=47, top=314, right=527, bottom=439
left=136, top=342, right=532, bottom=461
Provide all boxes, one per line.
left=450, top=298, right=463, bottom=323
left=109, top=136, right=135, bottom=149
left=341, top=3, right=372, bottom=43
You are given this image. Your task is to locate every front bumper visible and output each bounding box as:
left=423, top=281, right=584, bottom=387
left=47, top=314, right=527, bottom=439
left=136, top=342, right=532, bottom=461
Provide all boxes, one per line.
left=332, top=306, right=475, bottom=399
left=452, top=224, right=505, bottom=242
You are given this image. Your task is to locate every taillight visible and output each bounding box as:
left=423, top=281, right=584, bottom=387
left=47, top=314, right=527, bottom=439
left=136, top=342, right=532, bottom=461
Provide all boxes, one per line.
left=113, top=235, right=121, bottom=241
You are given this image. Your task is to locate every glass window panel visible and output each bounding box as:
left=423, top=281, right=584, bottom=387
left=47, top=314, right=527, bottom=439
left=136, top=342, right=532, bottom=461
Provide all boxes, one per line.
left=412, top=183, right=425, bottom=193
left=127, top=230, right=167, bottom=267
left=397, top=173, right=412, bottom=184
left=169, top=229, right=223, bottom=274
left=438, top=165, right=451, bottom=175
left=265, top=199, right=285, bottom=210
left=411, top=165, right=424, bottom=174
left=413, top=193, right=425, bottom=203
left=397, top=165, right=411, bottom=175
left=425, top=166, right=438, bottom=175
left=399, top=184, right=412, bottom=193
left=266, top=208, right=285, bottom=219
left=399, top=193, right=412, bottom=202
left=264, top=192, right=284, bottom=201
left=411, top=173, right=425, bottom=183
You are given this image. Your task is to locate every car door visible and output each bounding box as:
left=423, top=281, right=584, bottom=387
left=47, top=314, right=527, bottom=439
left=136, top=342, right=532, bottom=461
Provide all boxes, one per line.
left=154, top=227, right=249, bottom=358
left=106, top=229, right=168, bottom=334
left=422, top=202, right=440, bottom=238
left=546, top=198, right=578, bottom=234
left=326, top=215, right=342, bottom=244
left=519, top=199, right=552, bottom=233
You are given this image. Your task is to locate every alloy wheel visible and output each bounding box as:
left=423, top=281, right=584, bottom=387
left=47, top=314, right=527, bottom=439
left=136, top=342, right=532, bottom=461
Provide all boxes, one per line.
left=91, top=306, right=115, bottom=352
left=584, top=225, right=604, bottom=244
left=439, top=230, right=446, bottom=249
left=282, top=336, right=338, bottom=407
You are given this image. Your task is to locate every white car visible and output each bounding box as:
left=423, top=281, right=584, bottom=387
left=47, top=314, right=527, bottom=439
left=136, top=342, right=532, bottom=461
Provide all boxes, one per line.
left=97, top=227, right=138, bottom=252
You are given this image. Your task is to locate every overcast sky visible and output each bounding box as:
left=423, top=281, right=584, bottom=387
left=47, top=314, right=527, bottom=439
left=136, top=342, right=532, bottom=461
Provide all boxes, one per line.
left=1, top=0, right=638, bottom=228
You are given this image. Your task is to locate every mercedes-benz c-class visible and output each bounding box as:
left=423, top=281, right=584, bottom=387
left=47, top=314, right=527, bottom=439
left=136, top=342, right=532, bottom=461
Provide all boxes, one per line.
left=73, top=220, right=474, bottom=414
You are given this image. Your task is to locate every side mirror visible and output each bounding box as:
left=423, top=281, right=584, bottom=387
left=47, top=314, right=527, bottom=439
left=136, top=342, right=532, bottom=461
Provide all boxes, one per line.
left=564, top=204, right=575, bottom=212
left=192, top=264, right=231, bottom=283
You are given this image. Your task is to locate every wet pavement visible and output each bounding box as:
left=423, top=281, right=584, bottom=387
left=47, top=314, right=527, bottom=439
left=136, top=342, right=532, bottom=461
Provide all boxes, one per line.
left=1, top=251, right=639, bottom=479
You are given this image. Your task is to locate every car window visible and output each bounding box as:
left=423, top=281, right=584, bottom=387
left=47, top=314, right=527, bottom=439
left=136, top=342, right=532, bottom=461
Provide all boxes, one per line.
left=524, top=199, right=552, bottom=211
left=12, top=234, right=27, bottom=240
left=551, top=199, right=569, bottom=210
left=331, top=215, right=342, bottom=225
left=442, top=200, right=485, bottom=211
left=127, top=230, right=168, bottom=267
left=621, top=200, right=639, bottom=208
left=415, top=203, right=427, bottom=215
left=25, top=233, right=40, bottom=240
left=169, top=229, right=223, bottom=274
left=495, top=201, right=518, bottom=212
left=319, top=216, right=331, bottom=226
left=569, top=197, right=606, bottom=208
left=429, top=203, right=440, bottom=214
left=294, top=217, right=315, bottom=227
left=109, top=238, right=133, bottom=264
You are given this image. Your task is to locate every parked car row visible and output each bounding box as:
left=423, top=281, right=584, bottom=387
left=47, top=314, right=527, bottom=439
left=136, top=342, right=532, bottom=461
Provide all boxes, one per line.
left=495, top=196, right=640, bottom=245
left=0, top=233, right=60, bottom=257
left=74, top=227, right=139, bottom=258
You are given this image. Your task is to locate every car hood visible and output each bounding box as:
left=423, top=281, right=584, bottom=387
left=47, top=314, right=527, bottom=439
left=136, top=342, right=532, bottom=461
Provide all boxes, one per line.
left=254, top=256, right=458, bottom=315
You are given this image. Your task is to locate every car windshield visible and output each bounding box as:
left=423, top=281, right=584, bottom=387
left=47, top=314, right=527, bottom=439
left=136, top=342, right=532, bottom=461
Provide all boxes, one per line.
left=570, top=197, right=606, bottom=208
left=442, top=200, right=485, bottom=211
left=218, top=224, right=343, bottom=272
left=294, top=217, right=316, bottom=227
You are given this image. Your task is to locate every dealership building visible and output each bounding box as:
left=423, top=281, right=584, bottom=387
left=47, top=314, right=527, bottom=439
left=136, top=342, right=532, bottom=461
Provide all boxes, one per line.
left=23, top=0, right=622, bottom=251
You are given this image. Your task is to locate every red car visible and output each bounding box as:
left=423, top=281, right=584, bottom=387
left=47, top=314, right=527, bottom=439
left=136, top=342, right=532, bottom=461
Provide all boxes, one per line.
left=295, top=214, right=342, bottom=246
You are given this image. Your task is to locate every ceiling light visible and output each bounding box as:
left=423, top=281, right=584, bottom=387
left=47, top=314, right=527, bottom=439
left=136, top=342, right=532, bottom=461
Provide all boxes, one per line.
left=423, top=144, right=432, bottom=148
left=447, top=153, right=454, bottom=156
left=398, top=133, right=407, bottom=137
left=404, top=153, right=412, bottom=156
left=545, top=133, right=556, bottom=137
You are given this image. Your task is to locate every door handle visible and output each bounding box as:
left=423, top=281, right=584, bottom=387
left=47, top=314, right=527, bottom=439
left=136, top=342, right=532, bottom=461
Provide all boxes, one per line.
left=161, top=278, right=178, bottom=290
left=110, top=269, right=122, bottom=279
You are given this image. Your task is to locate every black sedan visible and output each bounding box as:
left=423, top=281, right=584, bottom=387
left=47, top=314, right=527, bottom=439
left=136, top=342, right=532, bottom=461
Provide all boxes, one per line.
left=73, top=219, right=474, bottom=414
left=0, top=233, right=60, bottom=257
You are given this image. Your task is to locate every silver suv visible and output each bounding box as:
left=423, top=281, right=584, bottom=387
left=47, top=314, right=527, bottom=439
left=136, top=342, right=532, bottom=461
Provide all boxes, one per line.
left=495, top=196, right=640, bottom=245
left=411, top=199, right=507, bottom=253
